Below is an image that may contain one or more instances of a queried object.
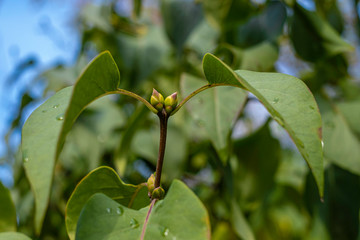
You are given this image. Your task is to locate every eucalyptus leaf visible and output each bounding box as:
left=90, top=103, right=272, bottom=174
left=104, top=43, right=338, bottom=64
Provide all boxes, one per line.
left=0, top=182, right=16, bottom=232
left=22, top=51, right=120, bottom=234
left=66, top=166, right=148, bottom=240
left=202, top=53, right=324, bottom=197
left=76, top=180, right=210, bottom=240
left=0, top=232, right=32, bottom=240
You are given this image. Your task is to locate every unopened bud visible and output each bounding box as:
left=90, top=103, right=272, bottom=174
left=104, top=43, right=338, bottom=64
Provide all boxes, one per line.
left=150, top=89, right=164, bottom=112
left=164, top=92, right=178, bottom=114
left=151, top=187, right=165, bottom=200
left=147, top=173, right=155, bottom=194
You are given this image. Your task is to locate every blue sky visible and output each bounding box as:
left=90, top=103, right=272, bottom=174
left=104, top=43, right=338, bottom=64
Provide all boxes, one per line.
left=0, top=0, right=80, bottom=186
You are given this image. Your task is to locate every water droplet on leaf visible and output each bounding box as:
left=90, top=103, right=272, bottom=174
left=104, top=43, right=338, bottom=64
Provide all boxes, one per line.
left=130, top=218, right=139, bottom=228
left=272, top=98, right=279, bottom=104
left=53, top=104, right=59, bottom=109
left=106, top=208, right=112, bottom=214
left=23, top=157, right=29, bottom=163
left=321, top=140, right=324, bottom=148
left=162, top=228, right=170, bottom=237
left=56, top=114, right=64, bottom=121
left=309, top=105, right=315, bottom=110
left=116, top=206, right=123, bottom=215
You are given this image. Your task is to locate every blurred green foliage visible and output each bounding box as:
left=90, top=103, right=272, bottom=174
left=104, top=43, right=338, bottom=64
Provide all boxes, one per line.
left=1, top=0, right=360, bottom=239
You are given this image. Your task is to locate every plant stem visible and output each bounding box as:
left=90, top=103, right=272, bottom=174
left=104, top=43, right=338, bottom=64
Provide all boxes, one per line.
left=154, top=108, right=169, bottom=188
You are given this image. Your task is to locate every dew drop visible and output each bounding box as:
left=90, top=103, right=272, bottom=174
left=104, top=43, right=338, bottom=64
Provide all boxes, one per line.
left=272, top=97, right=279, bottom=104
left=52, top=104, right=60, bottom=109
left=162, top=227, right=170, bottom=237
left=106, top=208, right=112, bottom=214
left=23, top=157, right=29, bottom=163
left=130, top=218, right=139, bottom=228
left=309, top=105, right=315, bottom=110
left=116, top=206, right=123, bottom=215
left=321, top=140, right=324, bottom=148
left=56, top=114, right=64, bottom=121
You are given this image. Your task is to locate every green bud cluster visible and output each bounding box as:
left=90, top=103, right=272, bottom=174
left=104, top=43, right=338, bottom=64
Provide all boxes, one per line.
left=146, top=173, right=165, bottom=199
left=150, top=89, right=178, bottom=114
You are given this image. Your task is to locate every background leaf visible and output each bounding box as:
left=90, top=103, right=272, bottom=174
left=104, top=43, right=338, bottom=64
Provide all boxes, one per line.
left=21, top=51, right=120, bottom=234
left=76, top=180, right=210, bottom=240
left=319, top=98, right=360, bottom=175
left=0, top=182, right=16, bottom=232
left=66, top=166, right=148, bottom=240
left=181, top=73, right=247, bottom=152
left=0, top=232, right=32, bottom=240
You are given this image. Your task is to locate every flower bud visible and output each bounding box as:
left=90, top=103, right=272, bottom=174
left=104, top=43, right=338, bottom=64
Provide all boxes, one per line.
left=150, top=89, right=164, bottom=112
left=151, top=187, right=165, bottom=200
left=164, top=92, right=178, bottom=114
left=147, top=173, right=155, bottom=194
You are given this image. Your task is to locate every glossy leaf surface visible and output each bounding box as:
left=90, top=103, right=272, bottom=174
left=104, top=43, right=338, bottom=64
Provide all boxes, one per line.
left=22, top=51, right=120, bottom=233
left=202, top=53, right=323, bottom=196
left=76, top=180, right=210, bottom=240
left=66, top=166, right=148, bottom=240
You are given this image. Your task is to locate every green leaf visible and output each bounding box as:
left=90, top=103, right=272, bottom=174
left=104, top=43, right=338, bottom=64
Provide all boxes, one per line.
left=161, top=0, right=203, bottom=53
left=337, top=100, right=360, bottom=135
left=320, top=99, right=360, bottom=175
left=233, top=121, right=281, bottom=203
left=76, top=180, right=210, bottom=240
left=228, top=1, right=286, bottom=47
left=0, top=232, right=32, bottom=240
left=181, top=73, right=247, bottom=151
left=66, top=166, right=148, bottom=240
left=0, top=182, right=16, bottom=232
left=231, top=201, right=255, bottom=240
left=22, top=51, right=120, bottom=234
left=290, top=3, right=352, bottom=61
left=202, top=53, right=324, bottom=197
left=240, top=42, right=278, bottom=71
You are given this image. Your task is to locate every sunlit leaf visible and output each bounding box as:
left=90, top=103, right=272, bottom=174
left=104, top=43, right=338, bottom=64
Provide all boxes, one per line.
left=202, top=53, right=324, bottom=197
left=66, top=166, right=148, bottom=240
left=22, top=51, right=120, bottom=234
left=76, top=180, right=210, bottom=239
